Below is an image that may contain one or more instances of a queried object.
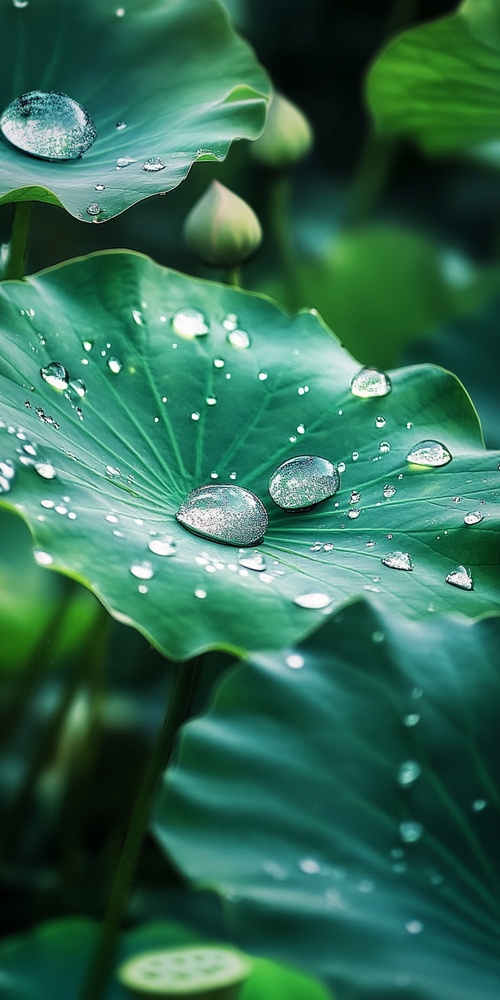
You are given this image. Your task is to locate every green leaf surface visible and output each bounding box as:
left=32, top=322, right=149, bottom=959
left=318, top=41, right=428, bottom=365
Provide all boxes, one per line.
left=0, top=0, right=269, bottom=221
left=0, top=918, right=332, bottom=1000
left=154, top=600, right=500, bottom=1000
left=367, top=0, right=500, bottom=155
left=0, top=252, right=498, bottom=660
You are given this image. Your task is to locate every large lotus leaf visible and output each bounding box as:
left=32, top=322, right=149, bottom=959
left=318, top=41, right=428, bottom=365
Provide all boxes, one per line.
left=0, top=251, right=498, bottom=660
left=366, top=0, right=500, bottom=155
left=0, top=0, right=269, bottom=221
left=0, top=918, right=332, bottom=1000
left=154, top=600, right=500, bottom=1000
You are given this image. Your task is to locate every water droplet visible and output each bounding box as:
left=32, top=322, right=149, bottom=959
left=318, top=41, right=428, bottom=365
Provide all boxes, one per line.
left=350, top=490, right=361, bottom=503
left=399, top=821, right=424, bottom=843
left=142, top=156, right=166, bottom=172
left=463, top=511, right=483, bottom=525
left=297, top=385, right=309, bottom=395
left=190, top=411, right=200, bottom=422
left=269, top=455, right=340, bottom=510
left=403, top=713, right=420, bottom=728
left=351, top=366, right=392, bottom=398
left=299, top=858, right=321, bottom=874
left=95, top=183, right=105, bottom=192
left=286, top=653, right=304, bottom=669
left=176, top=484, right=268, bottom=547
left=115, top=119, right=127, bottom=129
left=238, top=551, right=266, bottom=572
left=13, top=1, right=30, bottom=7
left=82, top=339, right=94, bottom=353
left=34, top=550, right=53, bottom=566
left=148, top=534, right=176, bottom=556
left=258, top=371, right=269, bottom=382
left=106, top=465, right=121, bottom=477
left=396, top=760, right=422, bottom=787
left=445, top=565, right=473, bottom=590
left=107, top=357, right=123, bottom=374
left=379, top=441, right=391, bottom=453
left=383, top=484, right=396, bottom=498
left=372, top=630, right=384, bottom=643
left=86, top=202, right=102, bottom=217
left=0, top=90, right=96, bottom=160
left=293, top=592, right=332, bottom=609
left=406, top=920, right=423, bottom=935
left=222, top=313, right=238, bottom=331
left=213, top=357, right=225, bottom=369
left=337, top=461, right=346, bottom=474
left=375, top=415, right=386, bottom=428
left=472, top=799, right=488, bottom=812
left=116, top=156, right=135, bottom=168
left=351, top=451, right=359, bottom=462
left=34, top=461, right=56, bottom=480
left=129, top=560, right=154, bottom=580
left=348, top=509, right=360, bottom=519
left=194, top=588, right=207, bottom=599
left=381, top=551, right=413, bottom=571
left=172, top=308, right=209, bottom=339
left=65, top=378, right=87, bottom=403
left=406, top=440, right=452, bottom=467
left=227, top=329, right=250, bottom=349
left=40, top=361, right=69, bottom=390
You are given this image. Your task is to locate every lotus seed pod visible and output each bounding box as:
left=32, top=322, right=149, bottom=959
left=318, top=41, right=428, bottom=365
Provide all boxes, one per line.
left=183, top=180, right=262, bottom=267
left=250, top=91, right=313, bottom=169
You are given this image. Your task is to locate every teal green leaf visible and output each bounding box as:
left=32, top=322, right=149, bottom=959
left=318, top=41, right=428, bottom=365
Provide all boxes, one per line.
left=367, top=0, right=500, bottom=154
left=0, top=918, right=333, bottom=1000
left=0, top=0, right=269, bottom=221
left=0, top=252, right=498, bottom=659
left=154, top=601, right=500, bottom=1000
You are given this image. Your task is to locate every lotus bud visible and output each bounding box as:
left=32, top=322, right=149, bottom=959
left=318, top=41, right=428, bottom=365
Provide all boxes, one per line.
left=250, top=91, right=313, bottom=169
left=183, top=180, right=262, bottom=267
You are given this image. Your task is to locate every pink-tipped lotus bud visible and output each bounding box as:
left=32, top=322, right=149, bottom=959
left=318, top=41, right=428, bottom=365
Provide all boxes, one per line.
left=250, top=91, right=313, bottom=169
left=183, top=180, right=262, bottom=267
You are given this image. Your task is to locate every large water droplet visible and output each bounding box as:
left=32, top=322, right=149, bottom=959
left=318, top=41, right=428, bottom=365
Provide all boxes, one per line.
left=176, top=484, right=268, bottom=547
left=268, top=455, right=340, bottom=510
left=65, top=378, right=87, bottom=402
left=0, top=91, right=96, bottom=160
left=406, top=440, right=452, bottom=467
left=129, top=560, right=155, bottom=580
left=40, top=361, right=69, bottom=390
left=381, top=551, right=413, bottom=571
left=171, top=308, right=208, bottom=339
left=399, top=820, right=424, bottom=843
left=34, top=461, right=56, bottom=480
left=396, top=760, right=422, bottom=787
left=351, top=366, right=392, bottom=398
left=445, top=565, right=473, bottom=590
left=293, top=592, right=332, bottom=609
left=238, top=551, right=266, bottom=572
left=143, top=156, right=166, bottom=172
left=463, top=511, right=483, bottom=525
left=147, top=534, right=176, bottom=556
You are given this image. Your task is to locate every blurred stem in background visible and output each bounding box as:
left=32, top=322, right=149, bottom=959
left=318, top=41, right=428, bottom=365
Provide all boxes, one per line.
left=4, top=202, right=31, bottom=281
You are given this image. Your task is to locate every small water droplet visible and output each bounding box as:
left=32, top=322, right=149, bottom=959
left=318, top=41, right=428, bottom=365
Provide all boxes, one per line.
left=381, top=551, right=413, bottom=571
left=406, top=440, right=452, bottom=467
left=372, top=630, right=384, bottom=643
left=463, top=511, right=483, bottom=525
left=269, top=455, right=340, bottom=510
left=116, top=156, right=135, bottom=168
left=82, top=339, right=94, bottom=352
left=293, top=592, right=332, bottom=609
left=286, top=653, right=304, bottom=669
left=351, top=451, right=359, bottom=462
left=406, top=920, right=423, bottom=935
left=34, top=461, right=56, bottom=480
left=172, top=308, right=209, bottom=339
left=238, top=551, right=266, bottom=572
left=258, top=371, right=269, bottom=382
left=403, top=713, right=420, bottom=727
left=213, top=357, right=225, bottom=369
left=65, top=378, right=87, bottom=402
left=375, top=415, right=386, bottom=428
left=115, top=119, right=127, bottom=129
left=190, top=411, right=200, bottom=422
left=222, top=313, right=238, bottom=331
left=445, top=565, right=473, bottom=590
left=351, top=366, right=392, bottom=398
left=350, top=490, right=361, bottom=503
left=205, top=396, right=217, bottom=406
left=396, top=760, right=422, bottom=787
left=379, top=441, right=391, bottom=453
left=399, top=821, right=423, bottom=843
left=348, top=509, right=360, bottom=519
left=129, top=560, right=154, bottom=580
left=107, top=357, right=123, bottom=374
left=383, top=484, right=396, bottom=498
left=40, top=361, right=69, bottom=390
left=106, top=465, right=121, bottom=477
left=176, top=484, right=268, bottom=547
left=472, top=799, right=488, bottom=812
left=227, top=328, right=250, bottom=349
left=297, top=385, right=309, bottom=395
left=86, top=202, right=102, bottom=217
left=142, top=156, right=166, bottom=172
left=299, top=858, right=321, bottom=874
left=95, top=182, right=105, bottom=192
left=0, top=90, right=96, bottom=160
left=13, top=1, right=30, bottom=7
left=34, top=549, right=53, bottom=566
left=194, top=588, right=207, bottom=599
left=148, top=534, right=176, bottom=556
left=337, top=461, right=346, bottom=473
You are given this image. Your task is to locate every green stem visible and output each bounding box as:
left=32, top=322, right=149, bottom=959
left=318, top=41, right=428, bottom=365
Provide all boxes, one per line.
left=5, top=202, right=31, bottom=280
left=79, top=657, right=197, bottom=1000
left=225, top=266, right=241, bottom=288
left=269, top=174, right=300, bottom=313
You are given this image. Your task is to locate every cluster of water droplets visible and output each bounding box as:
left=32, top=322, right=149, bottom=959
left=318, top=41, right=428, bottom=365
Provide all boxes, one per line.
left=40, top=361, right=87, bottom=421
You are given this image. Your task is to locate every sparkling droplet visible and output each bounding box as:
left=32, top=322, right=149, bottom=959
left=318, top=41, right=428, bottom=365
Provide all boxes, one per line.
left=142, top=156, right=166, bottom=172
left=176, top=484, right=268, bottom=547
left=34, top=550, right=54, bottom=566
left=95, top=182, right=105, bottom=192
left=213, top=357, right=225, bottom=369
left=227, top=328, right=250, bottom=349
left=222, top=313, right=239, bottom=331
left=115, top=120, right=127, bottom=129
left=147, top=534, right=176, bottom=556
left=258, top=371, right=269, bottom=382
left=472, top=799, right=488, bottom=812
left=107, top=357, right=123, bottom=374
left=238, top=551, right=266, bottom=572
left=116, top=156, right=135, bottom=168
left=86, top=202, right=102, bottom=217
left=40, top=361, right=69, bottom=390
left=381, top=551, right=413, bottom=572
left=299, top=858, right=321, bottom=874
left=286, top=654, right=304, bottom=669
left=268, top=455, right=340, bottom=510
left=403, top=713, right=420, bottom=728
left=350, top=490, right=361, bottom=503
left=379, top=441, right=391, bottom=453
left=445, top=565, right=473, bottom=590
left=129, top=560, right=154, bottom=580
left=383, top=484, right=396, bottom=498
left=65, top=378, right=87, bottom=402
left=34, top=461, right=56, bottom=480
left=82, top=339, right=94, bottom=352
left=463, top=511, right=483, bottom=525
left=351, top=366, right=392, bottom=398
left=406, top=920, right=423, bottom=935
left=396, top=760, right=422, bottom=787
left=194, top=588, right=207, bottom=599
left=0, top=90, right=96, bottom=160
left=375, top=416, right=386, bottom=428
left=172, top=308, right=208, bottom=339
left=293, top=592, right=332, bottom=609
left=348, top=509, right=360, bottom=519
left=399, top=821, right=424, bottom=843
left=406, top=440, right=452, bottom=467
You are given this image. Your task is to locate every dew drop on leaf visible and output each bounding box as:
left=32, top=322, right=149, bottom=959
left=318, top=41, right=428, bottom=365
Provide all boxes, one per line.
left=286, top=653, right=304, bottom=669
left=472, top=798, right=488, bottom=812
left=129, top=560, right=155, bottom=580
left=40, top=362, right=69, bottom=390
left=383, top=484, right=396, bottom=498
left=107, top=357, right=123, bottom=374
left=379, top=441, right=391, bottom=453
left=293, top=592, right=332, bottom=609
left=0, top=90, right=96, bottom=160
left=116, top=156, right=135, bottom=168
left=381, top=551, right=413, bottom=571
left=95, top=183, right=105, bottom=192
left=238, top=551, right=266, bottom=572
left=348, top=509, right=360, bottom=519
left=375, top=416, right=386, bottom=428
left=147, top=535, right=176, bottom=556
left=406, top=440, right=452, bottom=467
left=115, top=120, right=127, bottom=129
left=403, top=713, right=420, bottom=728
left=142, top=156, right=166, bottom=172
left=463, top=510, right=483, bottom=525
left=34, top=461, right=56, bottom=480
left=268, top=455, right=340, bottom=510
left=86, top=203, right=102, bottom=217
left=222, top=313, right=239, bottom=331
left=33, top=550, right=54, bottom=566
left=445, top=565, right=473, bottom=590
left=65, top=378, right=87, bottom=401
left=406, top=921, right=424, bottom=935
left=227, top=329, right=250, bottom=349
left=82, top=340, right=94, bottom=352
left=396, top=760, right=422, bottom=787
left=399, top=820, right=424, bottom=843
left=171, top=308, right=209, bottom=338
left=351, top=366, right=392, bottom=398
left=176, top=484, right=268, bottom=546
